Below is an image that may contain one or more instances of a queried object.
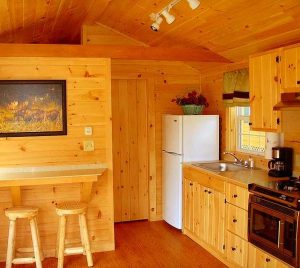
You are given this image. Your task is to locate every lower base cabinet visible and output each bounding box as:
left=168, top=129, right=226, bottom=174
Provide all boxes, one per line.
left=226, top=231, right=248, bottom=267
left=183, top=175, right=226, bottom=256
left=248, top=244, right=291, bottom=268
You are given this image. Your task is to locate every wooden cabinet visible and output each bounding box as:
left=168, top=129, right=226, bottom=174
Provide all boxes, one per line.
left=226, top=182, right=249, bottom=267
left=281, top=46, right=300, bottom=92
left=249, top=50, right=281, bottom=131
left=226, top=203, right=248, bottom=240
left=226, top=231, right=248, bottom=268
left=226, top=183, right=249, bottom=210
left=248, top=244, right=291, bottom=268
left=183, top=168, right=226, bottom=256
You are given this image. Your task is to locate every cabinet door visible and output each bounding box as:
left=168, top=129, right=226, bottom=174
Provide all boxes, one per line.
left=226, top=204, right=248, bottom=240
left=282, top=46, right=300, bottom=92
left=249, top=51, right=281, bottom=131
left=199, top=185, right=212, bottom=245
left=183, top=178, right=194, bottom=233
left=248, top=243, right=291, bottom=268
left=226, top=231, right=248, bottom=267
left=210, top=189, right=226, bottom=254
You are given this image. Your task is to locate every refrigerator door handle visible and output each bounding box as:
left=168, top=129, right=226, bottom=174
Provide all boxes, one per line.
left=162, top=150, right=182, bottom=156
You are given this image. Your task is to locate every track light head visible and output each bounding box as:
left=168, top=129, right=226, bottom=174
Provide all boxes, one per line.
left=150, top=16, right=163, bottom=31
left=186, top=0, right=200, bottom=9
left=161, top=9, right=175, bottom=24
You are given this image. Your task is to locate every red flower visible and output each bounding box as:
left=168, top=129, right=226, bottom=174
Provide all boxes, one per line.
left=172, top=91, right=209, bottom=107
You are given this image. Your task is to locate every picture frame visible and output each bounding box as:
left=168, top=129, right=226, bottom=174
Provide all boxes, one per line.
left=0, top=80, right=67, bottom=137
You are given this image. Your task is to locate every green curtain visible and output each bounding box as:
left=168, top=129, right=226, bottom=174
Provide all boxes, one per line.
left=223, top=68, right=249, bottom=107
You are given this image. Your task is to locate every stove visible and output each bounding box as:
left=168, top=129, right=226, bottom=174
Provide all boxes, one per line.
left=248, top=177, right=300, bottom=268
left=248, top=177, right=300, bottom=209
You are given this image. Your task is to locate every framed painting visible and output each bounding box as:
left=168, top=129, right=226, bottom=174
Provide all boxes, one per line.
left=0, top=80, right=67, bottom=137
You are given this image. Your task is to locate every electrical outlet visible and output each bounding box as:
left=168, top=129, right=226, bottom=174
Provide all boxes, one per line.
left=84, top=126, right=93, bottom=136
left=83, top=140, right=94, bottom=152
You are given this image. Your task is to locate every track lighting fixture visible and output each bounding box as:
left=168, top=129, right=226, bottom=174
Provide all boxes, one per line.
left=186, top=0, right=200, bottom=10
left=161, top=9, right=176, bottom=24
left=150, top=0, right=200, bottom=31
left=150, top=16, right=163, bottom=32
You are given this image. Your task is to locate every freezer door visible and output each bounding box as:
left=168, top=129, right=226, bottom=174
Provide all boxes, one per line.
left=182, top=115, right=219, bottom=162
left=162, top=115, right=182, bottom=154
left=162, top=151, right=182, bottom=229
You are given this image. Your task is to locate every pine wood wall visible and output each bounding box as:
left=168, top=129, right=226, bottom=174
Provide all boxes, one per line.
left=112, top=60, right=201, bottom=220
left=0, top=57, right=114, bottom=259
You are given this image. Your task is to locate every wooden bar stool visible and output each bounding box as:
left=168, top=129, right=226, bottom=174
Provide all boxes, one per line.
left=56, top=201, right=93, bottom=268
left=4, top=207, right=43, bottom=268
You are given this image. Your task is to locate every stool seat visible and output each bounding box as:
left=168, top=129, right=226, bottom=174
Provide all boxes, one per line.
left=5, top=207, right=38, bottom=220
left=56, top=201, right=87, bottom=215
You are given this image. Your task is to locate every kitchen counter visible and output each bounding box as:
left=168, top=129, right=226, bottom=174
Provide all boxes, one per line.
left=183, top=162, right=288, bottom=188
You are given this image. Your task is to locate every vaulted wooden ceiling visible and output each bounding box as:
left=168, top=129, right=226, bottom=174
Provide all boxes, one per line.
left=1, top=0, right=300, bottom=62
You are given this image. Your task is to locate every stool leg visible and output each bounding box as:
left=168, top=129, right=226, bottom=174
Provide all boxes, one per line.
left=6, top=219, right=16, bottom=268
left=34, top=218, right=44, bottom=261
left=79, top=214, right=86, bottom=255
left=57, top=216, right=66, bottom=268
left=29, top=218, right=42, bottom=268
left=79, top=214, right=93, bottom=267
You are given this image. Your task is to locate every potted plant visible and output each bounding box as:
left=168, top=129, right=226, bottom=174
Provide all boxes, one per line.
left=172, top=90, right=209, bottom=115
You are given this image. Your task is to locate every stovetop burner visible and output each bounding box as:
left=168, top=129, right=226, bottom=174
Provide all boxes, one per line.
left=249, top=177, right=300, bottom=209
left=276, top=178, right=300, bottom=192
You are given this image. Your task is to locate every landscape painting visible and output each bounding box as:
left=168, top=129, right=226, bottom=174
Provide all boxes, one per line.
left=0, top=80, right=67, bottom=137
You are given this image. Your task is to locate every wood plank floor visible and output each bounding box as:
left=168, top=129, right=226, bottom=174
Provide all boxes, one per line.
left=0, top=220, right=227, bottom=267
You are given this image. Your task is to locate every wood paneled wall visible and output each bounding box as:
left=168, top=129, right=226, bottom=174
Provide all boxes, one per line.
left=112, top=60, right=201, bottom=221
left=0, top=57, right=114, bottom=259
left=112, top=79, right=149, bottom=222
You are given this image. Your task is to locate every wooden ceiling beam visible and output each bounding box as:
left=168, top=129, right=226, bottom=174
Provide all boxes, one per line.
left=0, top=43, right=231, bottom=63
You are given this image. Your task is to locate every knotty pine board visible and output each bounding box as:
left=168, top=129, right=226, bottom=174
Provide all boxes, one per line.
left=0, top=57, right=114, bottom=260
left=112, top=59, right=201, bottom=220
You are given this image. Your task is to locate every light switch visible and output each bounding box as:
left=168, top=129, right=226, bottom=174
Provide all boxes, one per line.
left=84, top=126, right=93, bottom=136
left=83, top=140, right=94, bottom=152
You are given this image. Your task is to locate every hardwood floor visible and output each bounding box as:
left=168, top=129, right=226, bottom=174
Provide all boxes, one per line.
left=0, top=221, right=226, bottom=267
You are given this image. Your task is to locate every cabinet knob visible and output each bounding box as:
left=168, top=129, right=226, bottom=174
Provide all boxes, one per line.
left=266, top=258, right=270, bottom=263
left=249, top=122, right=252, bottom=126
left=189, top=182, right=193, bottom=186
left=233, top=194, right=238, bottom=198
left=233, top=219, right=237, bottom=223
left=231, top=247, right=236, bottom=251
left=297, top=81, right=300, bottom=85
left=204, top=189, right=208, bottom=193
left=208, top=191, right=212, bottom=194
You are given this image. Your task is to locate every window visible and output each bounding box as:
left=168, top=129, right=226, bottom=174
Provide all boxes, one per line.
left=236, top=107, right=265, bottom=155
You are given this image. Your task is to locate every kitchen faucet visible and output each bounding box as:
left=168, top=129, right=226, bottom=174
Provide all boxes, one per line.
left=223, top=152, right=243, bottom=165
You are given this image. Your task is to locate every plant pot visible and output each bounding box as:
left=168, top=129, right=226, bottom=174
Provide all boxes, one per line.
left=182, top=105, right=204, bottom=115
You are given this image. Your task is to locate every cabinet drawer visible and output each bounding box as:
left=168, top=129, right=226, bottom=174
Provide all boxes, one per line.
left=248, top=243, right=291, bottom=268
left=226, top=231, right=248, bottom=268
left=226, top=183, right=249, bottom=210
left=183, top=166, right=225, bottom=193
left=227, top=204, right=248, bottom=240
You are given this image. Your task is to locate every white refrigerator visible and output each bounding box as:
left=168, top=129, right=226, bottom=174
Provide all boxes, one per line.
left=162, top=114, right=219, bottom=229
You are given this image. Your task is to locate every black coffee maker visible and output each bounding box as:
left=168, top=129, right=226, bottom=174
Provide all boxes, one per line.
left=268, top=147, right=293, bottom=177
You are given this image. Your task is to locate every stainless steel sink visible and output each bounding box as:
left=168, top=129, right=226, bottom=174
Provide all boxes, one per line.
left=191, top=161, right=248, bottom=172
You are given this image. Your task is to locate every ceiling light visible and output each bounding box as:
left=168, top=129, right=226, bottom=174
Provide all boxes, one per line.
left=150, top=16, right=163, bottom=32
left=161, top=9, right=175, bottom=24
left=186, top=0, right=200, bottom=10
left=150, top=0, right=200, bottom=31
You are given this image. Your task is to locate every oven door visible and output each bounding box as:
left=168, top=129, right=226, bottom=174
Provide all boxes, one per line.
left=248, top=195, right=298, bottom=265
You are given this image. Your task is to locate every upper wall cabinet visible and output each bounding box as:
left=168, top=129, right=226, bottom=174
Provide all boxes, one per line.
left=281, top=46, right=300, bottom=92
left=249, top=50, right=281, bottom=132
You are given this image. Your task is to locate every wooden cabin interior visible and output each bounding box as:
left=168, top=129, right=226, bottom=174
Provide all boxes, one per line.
left=0, top=0, right=300, bottom=267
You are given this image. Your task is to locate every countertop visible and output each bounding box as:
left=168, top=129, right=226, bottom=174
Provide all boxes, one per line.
left=183, top=161, right=288, bottom=188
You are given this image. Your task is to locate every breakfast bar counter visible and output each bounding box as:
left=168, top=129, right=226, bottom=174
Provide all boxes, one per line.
left=0, top=165, right=107, bottom=205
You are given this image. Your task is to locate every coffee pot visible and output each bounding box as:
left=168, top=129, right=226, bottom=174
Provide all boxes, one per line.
left=268, top=147, right=293, bottom=177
